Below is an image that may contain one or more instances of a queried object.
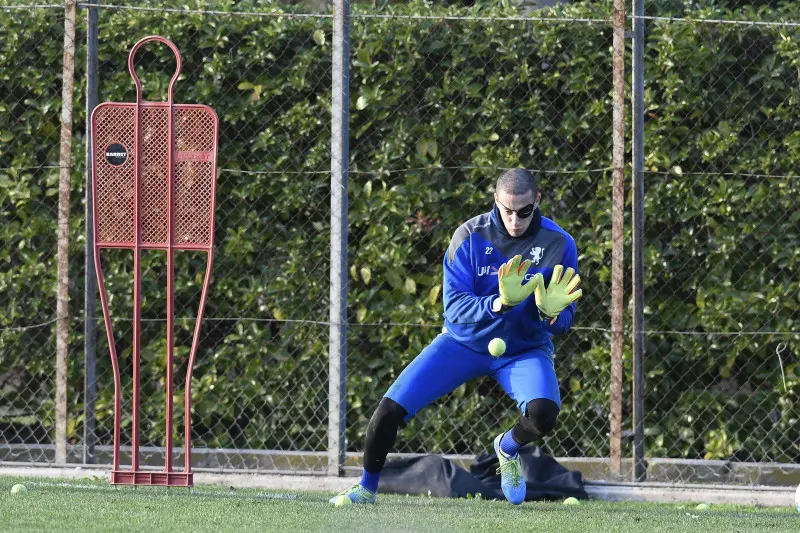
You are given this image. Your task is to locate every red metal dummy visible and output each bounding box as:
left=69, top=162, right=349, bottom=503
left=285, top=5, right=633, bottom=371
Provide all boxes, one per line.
left=90, top=36, right=218, bottom=486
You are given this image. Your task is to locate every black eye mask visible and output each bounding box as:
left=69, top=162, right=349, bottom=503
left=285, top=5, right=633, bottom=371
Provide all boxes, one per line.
left=497, top=200, right=535, bottom=219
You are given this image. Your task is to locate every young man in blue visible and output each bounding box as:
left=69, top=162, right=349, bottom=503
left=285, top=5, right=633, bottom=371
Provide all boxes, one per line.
left=331, top=168, right=582, bottom=506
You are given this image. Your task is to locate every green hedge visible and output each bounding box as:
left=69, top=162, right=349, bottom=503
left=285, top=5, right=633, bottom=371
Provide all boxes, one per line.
left=0, top=1, right=797, bottom=463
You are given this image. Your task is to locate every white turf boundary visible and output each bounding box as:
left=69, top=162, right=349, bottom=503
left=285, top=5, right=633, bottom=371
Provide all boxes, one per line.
left=0, top=465, right=795, bottom=508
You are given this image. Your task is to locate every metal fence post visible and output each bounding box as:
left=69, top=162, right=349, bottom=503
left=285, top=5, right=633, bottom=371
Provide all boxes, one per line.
left=329, top=0, right=350, bottom=477
left=631, top=0, right=647, bottom=482
left=83, top=2, right=99, bottom=465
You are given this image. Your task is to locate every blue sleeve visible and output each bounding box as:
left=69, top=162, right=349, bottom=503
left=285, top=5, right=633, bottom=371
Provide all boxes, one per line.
left=542, top=236, right=579, bottom=335
left=443, top=238, right=497, bottom=324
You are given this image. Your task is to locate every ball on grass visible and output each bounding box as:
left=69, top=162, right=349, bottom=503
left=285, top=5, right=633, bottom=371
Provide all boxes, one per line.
left=10, top=484, right=27, bottom=495
left=563, top=497, right=580, bottom=506
left=795, top=483, right=799, bottom=513
left=695, top=503, right=710, bottom=511
left=488, top=338, right=506, bottom=357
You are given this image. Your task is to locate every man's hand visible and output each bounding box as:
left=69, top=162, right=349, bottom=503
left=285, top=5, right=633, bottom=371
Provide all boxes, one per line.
left=497, top=255, right=535, bottom=307
left=532, top=265, right=582, bottom=320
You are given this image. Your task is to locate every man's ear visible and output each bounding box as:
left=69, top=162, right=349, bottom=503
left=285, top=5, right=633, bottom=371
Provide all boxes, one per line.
left=535, top=191, right=542, bottom=206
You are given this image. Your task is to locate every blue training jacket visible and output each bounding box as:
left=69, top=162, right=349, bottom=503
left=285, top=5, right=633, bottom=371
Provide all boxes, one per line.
left=442, top=205, right=579, bottom=356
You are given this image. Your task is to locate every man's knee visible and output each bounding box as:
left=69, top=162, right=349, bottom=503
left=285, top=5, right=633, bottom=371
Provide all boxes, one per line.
left=515, top=398, right=560, bottom=442
left=368, top=397, right=408, bottom=433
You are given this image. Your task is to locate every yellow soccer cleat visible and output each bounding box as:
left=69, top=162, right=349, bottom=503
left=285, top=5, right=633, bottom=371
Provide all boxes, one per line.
left=494, top=433, right=526, bottom=505
left=329, top=484, right=377, bottom=506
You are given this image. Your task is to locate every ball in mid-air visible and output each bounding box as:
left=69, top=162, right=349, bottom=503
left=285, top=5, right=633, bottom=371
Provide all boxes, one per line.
left=10, top=484, right=27, bottom=495
left=488, top=338, right=506, bottom=357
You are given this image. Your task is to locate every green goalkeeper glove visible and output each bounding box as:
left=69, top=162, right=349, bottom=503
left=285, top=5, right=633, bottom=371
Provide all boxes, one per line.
left=497, top=255, right=535, bottom=308
left=532, top=265, right=582, bottom=320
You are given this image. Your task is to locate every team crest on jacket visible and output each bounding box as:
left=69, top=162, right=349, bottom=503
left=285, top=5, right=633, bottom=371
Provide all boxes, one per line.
left=530, top=246, right=545, bottom=264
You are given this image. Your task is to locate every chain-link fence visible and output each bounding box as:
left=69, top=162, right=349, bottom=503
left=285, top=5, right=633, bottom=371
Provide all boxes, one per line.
left=87, top=4, right=336, bottom=472
left=342, top=12, right=616, bottom=470
left=1, top=4, right=66, bottom=461
left=640, top=15, right=800, bottom=484
left=0, top=1, right=797, bottom=486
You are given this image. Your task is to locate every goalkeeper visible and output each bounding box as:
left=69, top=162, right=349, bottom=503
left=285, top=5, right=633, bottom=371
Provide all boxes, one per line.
left=331, top=168, right=582, bottom=506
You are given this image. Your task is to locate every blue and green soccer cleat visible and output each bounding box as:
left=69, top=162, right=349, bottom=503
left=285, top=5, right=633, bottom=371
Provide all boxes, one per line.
left=493, top=433, right=526, bottom=505
left=329, top=484, right=377, bottom=506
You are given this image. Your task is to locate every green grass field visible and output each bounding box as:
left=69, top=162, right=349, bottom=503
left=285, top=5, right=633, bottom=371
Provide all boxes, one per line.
left=1, top=476, right=798, bottom=533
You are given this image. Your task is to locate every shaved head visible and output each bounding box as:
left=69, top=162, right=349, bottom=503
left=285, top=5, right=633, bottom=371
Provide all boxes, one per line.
left=495, top=168, right=539, bottom=196
left=493, top=168, right=541, bottom=237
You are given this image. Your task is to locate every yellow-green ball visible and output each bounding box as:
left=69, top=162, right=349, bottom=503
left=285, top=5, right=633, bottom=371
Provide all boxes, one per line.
left=563, top=497, right=581, bottom=506
left=10, top=484, right=27, bottom=495
left=695, top=503, right=710, bottom=511
left=488, top=338, right=506, bottom=357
